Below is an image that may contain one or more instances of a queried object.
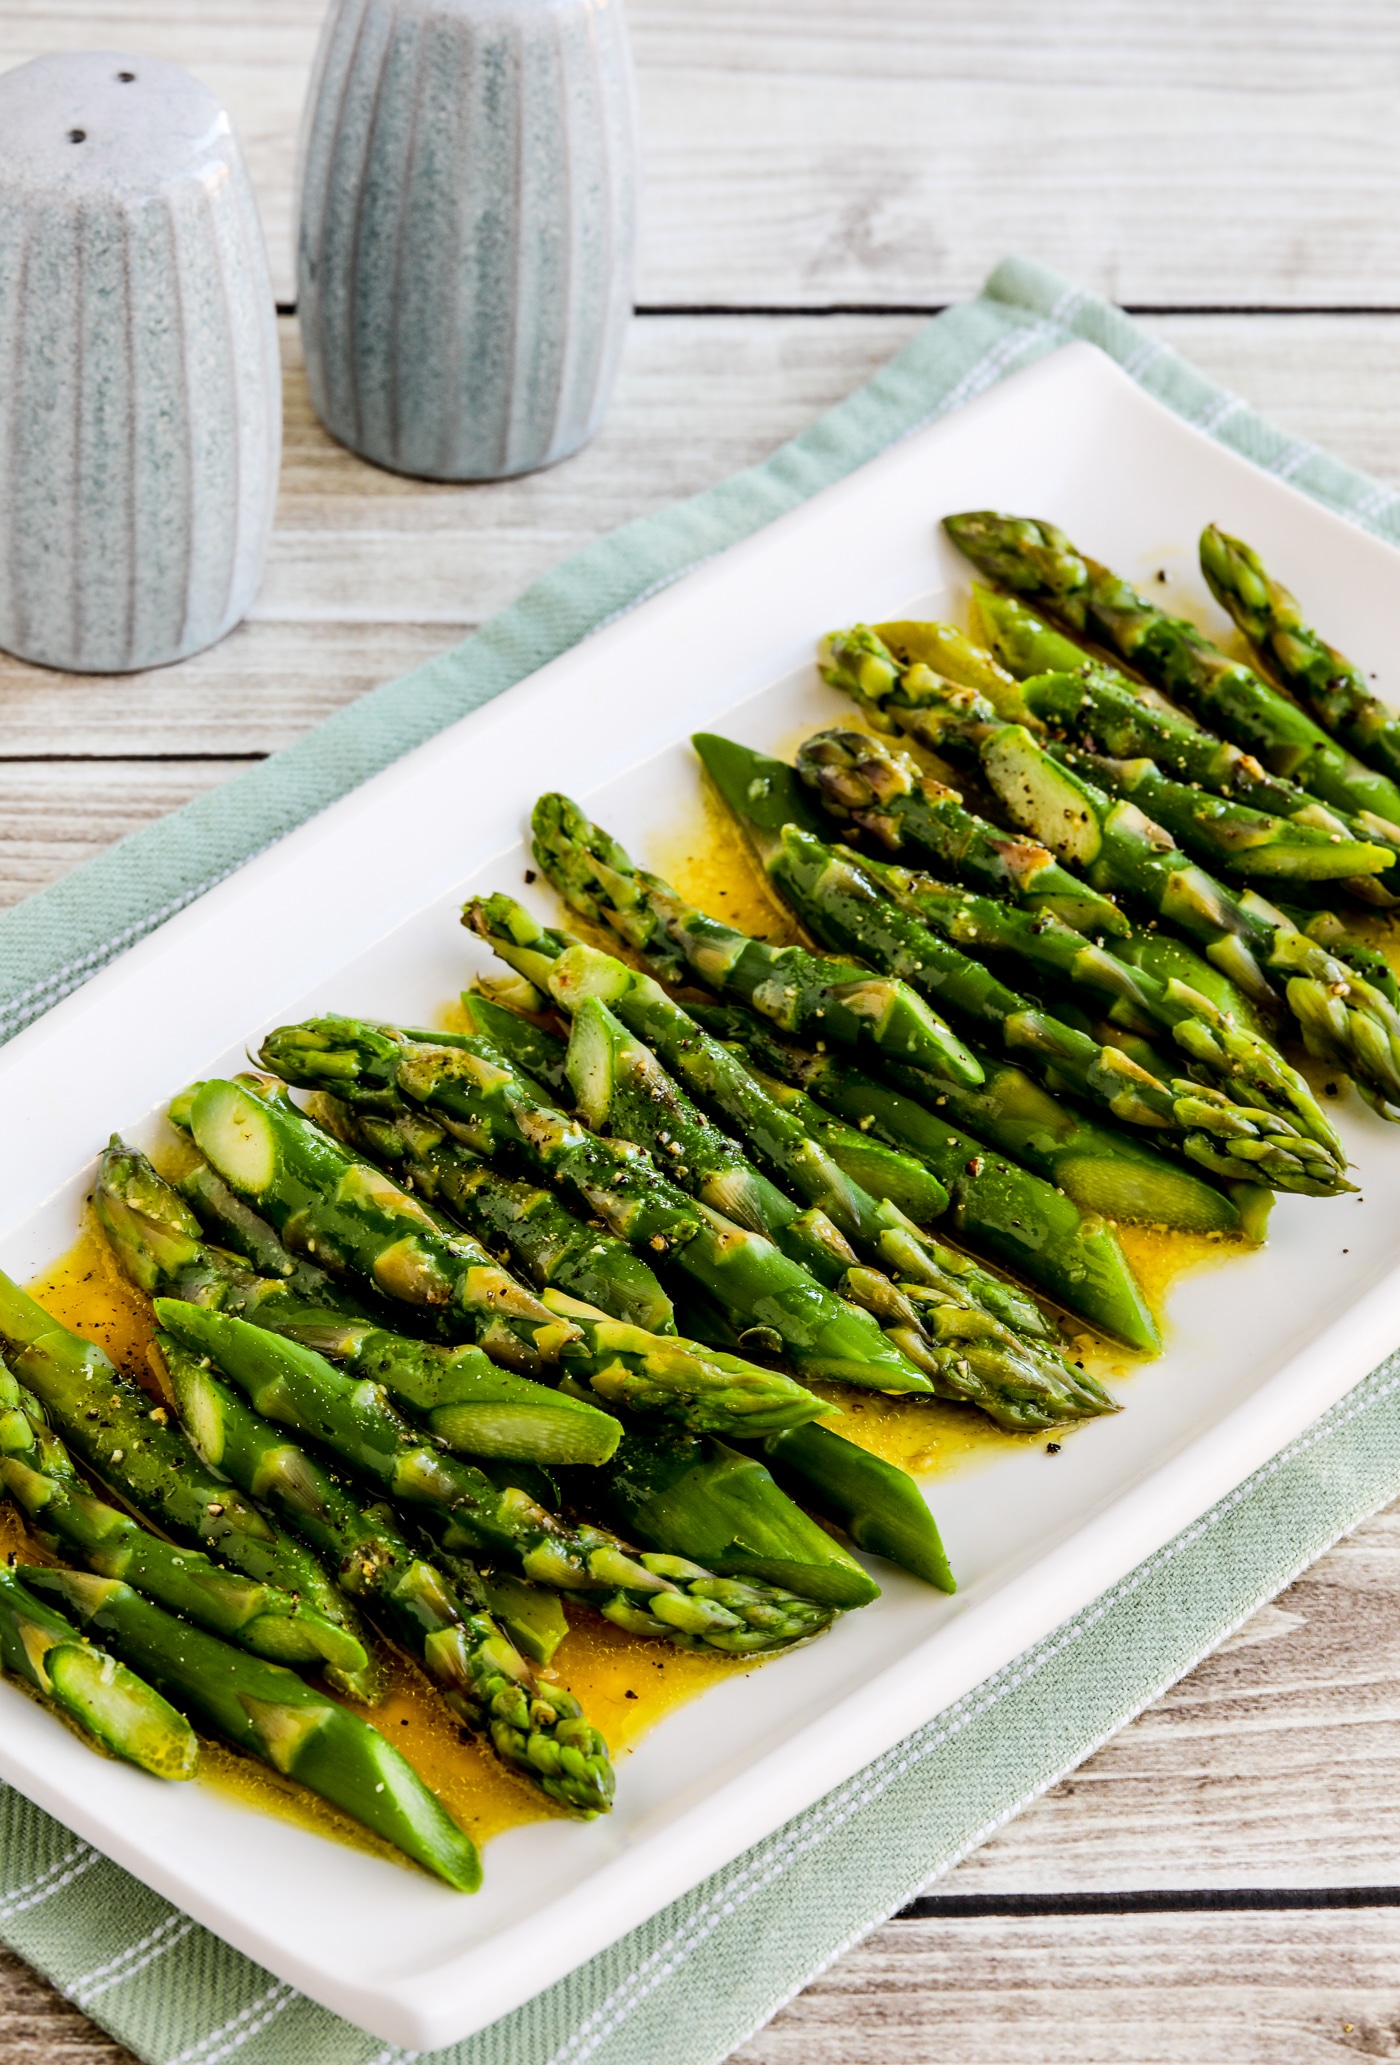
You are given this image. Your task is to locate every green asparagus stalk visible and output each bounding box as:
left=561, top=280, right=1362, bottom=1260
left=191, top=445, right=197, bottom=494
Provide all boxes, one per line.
left=23, top=1564, right=482, bottom=1887
left=0, top=1563, right=198, bottom=1779
left=694, top=997, right=1243, bottom=1331
left=539, top=1289, right=826, bottom=1436
left=751, top=1423, right=954, bottom=1592
left=828, top=610, right=1400, bottom=903
left=828, top=631, right=1400, bottom=1121
left=1200, top=524, right=1400, bottom=789
left=0, top=1361, right=366, bottom=1675
left=155, top=1302, right=838, bottom=1647
left=554, top=1416, right=880, bottom=1607
left=0, top=1267, right=375, bottom=1697
left=158, top=1334, right=614, bottom=1809
left=258, top=1022, right=932, bottom=1395
left=529, top=792, right=986, bottom=1087
left=560, top=991, right=1113, bottom=1427
left=1047, top=738, right=1392, bottom=883
left=969, top=585, right=1400, bottom=894
left=306, top=1090, right=675, bottom=1336
left=703, top=752, right=1345, bottom=1191
left=463, top=894, right=969, bottom=1266
left=170, top=1074, right=581, bottom=1374
left=94, top=1139, right=622, bottom=1469
left=857, top=840, right=1342, bottom=1161
left=716, top=730, right=1338, bottom=1157
left=943, top=510, right=1400, bottom=834
left=975, top=720, right=1400, bottom=1120
left=459, top=925, right=1060, bottom=1336
left=795, top=726, right=1130, bottom=935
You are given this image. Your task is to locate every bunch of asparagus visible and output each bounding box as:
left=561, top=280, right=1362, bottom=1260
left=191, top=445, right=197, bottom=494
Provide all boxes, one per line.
left=16, top=504, right=1378, bottom=1898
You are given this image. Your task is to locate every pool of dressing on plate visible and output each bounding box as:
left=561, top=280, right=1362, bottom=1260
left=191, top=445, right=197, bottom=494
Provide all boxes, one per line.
left=14, top=763, right=1257, bottom=1869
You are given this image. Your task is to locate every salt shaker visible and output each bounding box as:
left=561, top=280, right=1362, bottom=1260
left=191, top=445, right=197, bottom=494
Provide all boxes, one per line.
left=0, top=52, right=281, bottom=674
left=297, top=0, right=637, bottom=481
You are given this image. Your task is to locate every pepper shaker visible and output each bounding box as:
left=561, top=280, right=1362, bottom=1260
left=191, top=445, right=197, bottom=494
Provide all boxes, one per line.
left=0, top=52, right=281, bottom=674
left=297, top=0, right=638, bottom=481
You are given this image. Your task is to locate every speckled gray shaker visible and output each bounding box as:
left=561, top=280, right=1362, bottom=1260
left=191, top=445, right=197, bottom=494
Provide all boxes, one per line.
left=0, top=52, right=281, bottom=675
left=297, top=0, right=637, bottom=481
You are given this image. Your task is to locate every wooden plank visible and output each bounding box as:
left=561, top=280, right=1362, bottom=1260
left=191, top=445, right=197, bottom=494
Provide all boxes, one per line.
left=0, top=764, right=239, bottom=910
left=729, top=1907, right=1400, bottom=2063
left=0, top=1945, right=133, bottom=2065
left=6, top=4, right=1400, bottom=309
left=942, top=1502, right=1400, bottom=1892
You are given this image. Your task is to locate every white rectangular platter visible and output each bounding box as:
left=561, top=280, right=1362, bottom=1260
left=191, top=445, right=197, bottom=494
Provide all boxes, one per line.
left=3, top=340, right=1400, bottom=2051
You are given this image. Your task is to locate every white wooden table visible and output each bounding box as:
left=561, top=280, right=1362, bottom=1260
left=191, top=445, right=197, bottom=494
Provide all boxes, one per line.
left=5, top=5, right=1400, bottom=2058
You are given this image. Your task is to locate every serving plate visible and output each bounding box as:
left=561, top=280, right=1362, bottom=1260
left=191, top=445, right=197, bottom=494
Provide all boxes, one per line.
left=4, top=339, right=1400, bottom=2049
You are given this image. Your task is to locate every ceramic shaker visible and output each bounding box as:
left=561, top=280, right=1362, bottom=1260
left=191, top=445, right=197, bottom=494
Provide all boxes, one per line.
left=297, top=0, right=637, bottom=481
left=0, top=52, right=281, bottom=675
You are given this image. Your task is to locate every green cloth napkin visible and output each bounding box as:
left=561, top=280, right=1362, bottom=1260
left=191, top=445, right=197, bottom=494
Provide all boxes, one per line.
left=3, top=254, right=1400, bottom=2065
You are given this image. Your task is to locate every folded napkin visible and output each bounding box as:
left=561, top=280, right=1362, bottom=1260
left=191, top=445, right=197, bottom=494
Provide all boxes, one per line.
left=4, top=256, right=1400, bottom=2065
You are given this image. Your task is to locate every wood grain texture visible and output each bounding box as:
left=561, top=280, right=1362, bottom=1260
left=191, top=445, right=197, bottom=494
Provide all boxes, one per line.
left=0, top=1944, right=134, bottom=2065
left=731, top=1907, right=1400, bottom=2064
left=7, top=2, right=1400, bottom=308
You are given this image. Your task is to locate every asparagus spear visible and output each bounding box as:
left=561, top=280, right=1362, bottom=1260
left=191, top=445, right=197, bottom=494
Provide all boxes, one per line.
left=1200, top=525, right=1400, bottom=791
left=102, top=1131, right=854, bottom=1616
left=703, top=755, right=1344, bottom=1192
left=23, top=1565, right=481, bottom=1888
left=536, top=1289, right=824, bottom=1436
left=859, top=838, right=1342, bottom=1159
left=695, top=998, right=1235, bottom=1338
left=968, top=585, right=1400, bottom=892
left=830, top=633, right=1399, bottom=1122
left=308, top=1091, right=675, bottom=1336
left=943, top=511, right=1400, bottom=835
left=459, top=920, right=1060, bottom=1334
left=718, top=730, right=1338, bottom=1157
left=94, top=1139, right=622, bottom=1468
left=827, top=614, right=1400, bottom=895
left=795, top=726, right=1130, bottom=935
left=0, top=1361, right=366, bottom=1674
left=0, top=1267, right=374, bottom=1697
left=562, top=991, right=1114, bottom=1427
left=170, top=1075, right=581, bottom=1373
left=529, top=792, right=985, bottom=1086
left=158, top=1334, right=614, bottom=1809
left=257, top=1023, right=932, bottom=1395
left=0, top=1563, right=198, bottom=1779
left=463, top=894, right=979, bottom=1272
left=751, top=1424, right=954, bottom=1592
left=975, top=720, right=1400, bottom=1121
left=1052, top=740, right=1390, bottom=884
left=155, top=1302, right=839, bottom=1646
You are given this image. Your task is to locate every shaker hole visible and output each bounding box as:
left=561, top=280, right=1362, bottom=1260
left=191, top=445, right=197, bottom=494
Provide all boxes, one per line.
left=116, top=71, right=136, bottom=83
left=67, top=129, right=86, bottom=143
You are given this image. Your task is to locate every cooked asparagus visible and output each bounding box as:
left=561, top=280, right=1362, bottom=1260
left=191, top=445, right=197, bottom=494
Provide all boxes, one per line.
left=155, top=1302, right=839, bottom=1646
left=942, top=511, right=1400, bottom=836
left=258, top=1020, right=932, bottom=1394
left=1200, top=524, right=1400, bottom=792
left=0, top=1562, right=198, bottom=1780
left=0, top=1266, right=375, bottom=1698
left=158, top=1333, right=615, bottom=1811
left=170, top=1076, right=581, bottom=1375
left=94, top=1138, right=623, bottom=1468
left=23, top=1565, right=482, bottom=1888
left=711, top=730, right=1339, bottom=1158
left=700, top=746, right=1345, bottom=1192
left=529, top=792, right=986, bottom=1086
left=0, top=1359, right=365, bottom=1673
